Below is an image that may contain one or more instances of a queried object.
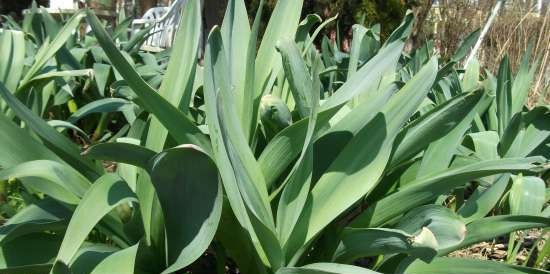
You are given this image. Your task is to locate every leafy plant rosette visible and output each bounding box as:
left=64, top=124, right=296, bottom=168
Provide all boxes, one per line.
left=0, top=0, right=548, bottom=274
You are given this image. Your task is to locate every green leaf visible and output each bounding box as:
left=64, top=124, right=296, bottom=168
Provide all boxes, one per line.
left=496, top=55, right=513, bottom=136
left=383, top=10, right=413, bottom=46
left=242, top=0, right=265, bottom=141
left=158, top=0, right=201, bottom=114
left=347, top=25, right=368, bottom=79
left=20, top=11, right=85, bottom=87
left=462, top=58, right=480, bottom=92
left=0, top=198, right=69, bottom=244
left=0, top=30, right=25, bottom=92
left=458, top=174, right=510, bottom=223
left=302, top=58, right=438, bottom=244
left=259, top=41, right=404, bottom=187
left=149, top=145, right=222, bottom=274
left=277, top=263, right=381, bottom=274
left=414, top=91, right=492, bottom=178
left=221, top=0, right=252, bottom=134
left=48, top=120, right=91, bottom=144
left=439, top=215, right=550, bottom=255
left=396, top=205, right=466, bottom=251
left=204, top=27, right=282, bottom=269
left=352, top=157, right=546, bottom=227
left=0, top=112, right=61, bottom=168
left=93, top=63, right=111, bottom=96
left=511, top=44, right=538, bottom=114
left=501, top=106, right=550, bottom=158
left=54, top=174, right=136, bottom=265
left=277, top=56, right=321, bottom=247
left=509, top=175, right=546, bottom=215
left=333, top=227, right=438, bottom=263
left=84, top=142, right=156, bottom=170
left=69, top=244, right=118, bottom=274
left=0, top=160, right=91, bottom=204
left=277, top=38, right=313, bottom=118
left=0, top=233, right=62, bottom=273
left=67, top=98, right=134, bottom=124
left=86, top=11, right=211, bottom=153
left=0, top=82, right=101, bottom=180
left=451, top=29, right=481, bottom=62
left=255, top=0, right=304, bottom=99
left=400, top=257, right=549, bottom=274
left=89, top=244, right=139, bottom=274
left=320, top=41, right=404, bottom=111
left=390, top=89, right=484, bottom=168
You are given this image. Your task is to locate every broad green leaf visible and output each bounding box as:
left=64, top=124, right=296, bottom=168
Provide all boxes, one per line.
left=352, top=157, right=546, bottom=227
left=313, top=85, right=396, bottom=180
left=0, top=233, right=62, bottom=274
left=400, top=257, right=549, bottom=274
left=501, top=106, right=550, bottom=158
left=277, top=56, right=320, bottom=247
left=54, top=174, right=136, bottom=266
left=207, top=28, right=273, bottom=227
left=383, top=10, right=413, bottom=46
left=496, top=55, right=513, bottom=136
left=0, top=82, right=101, bottom=180
left=0, top=30, right=25, bottom=92
left=509, top=175, right=545, bottom=215
left=511, top=44, right=539, bottom=114
left=221, top=0, right=252, bottom=133
left=86, top=11, right=211, bottom=153
left=458, top=174, right=510, bottom=223
left=451, top=29, right=481, bottom=62
left=259, top=41, right=404, bottom=187
left=20, top=11, right=85, bottom=87
left=299, top=58, right=438, bottom=246
left=320, top=41, right=404, bottom=111
left=148, top=145, right=222, bottom=274
left=158, top=0, right=201, bottom=114
left=0, top=198, right=69, bottom=244
left=439, top=215, right=550, bottom=255
left=67, top=98, right=134, bottom=124
left=462, top=58, right=479, bottom=92
left=69, top=244, right=118, bottom=274
left=277, top=263, right=381, bottom=274
left=84, top=142, right=156, bottom=170
left=255, top=0, right=304, bottom=99
left=415, top=91, right=492, bottom=178
left=89, top=244, right=139, bottom=274
left=93, top=63, right=111, bottom=96
left=0, top=112, right=61, bottom=168
left=277, top=38, right=313, bottom=118
left=295, top=15, right=322, bottom=48
left=217, top=90, right=277, bottom=227
left=204, top=27, right=282, bottom=269
left=396, top=205, right=466, bottom=251
left=301, top=14, right=338, bottom=55
left=48, top=120, right=91, bottom=144
left=0, top=160, right=91, bottom=204
left=242, top=0, right=265, bottom=141
left=347, top=25, right=368, bottom=79
left=390, top=89, right=484, bottom=168
left=259, top=109, right=337, bottom=188
left=333, top=227, right=438, bottom=263
left=144, top=0, right=202, bottom=160
left=464, top=131, right=500, bottom=160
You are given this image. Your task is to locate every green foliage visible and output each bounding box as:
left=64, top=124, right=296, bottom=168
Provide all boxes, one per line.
left=0, top=1, right=548, bottom=274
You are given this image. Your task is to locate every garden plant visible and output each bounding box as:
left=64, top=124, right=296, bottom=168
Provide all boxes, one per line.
left=0, top=0, right=548, bottom=273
